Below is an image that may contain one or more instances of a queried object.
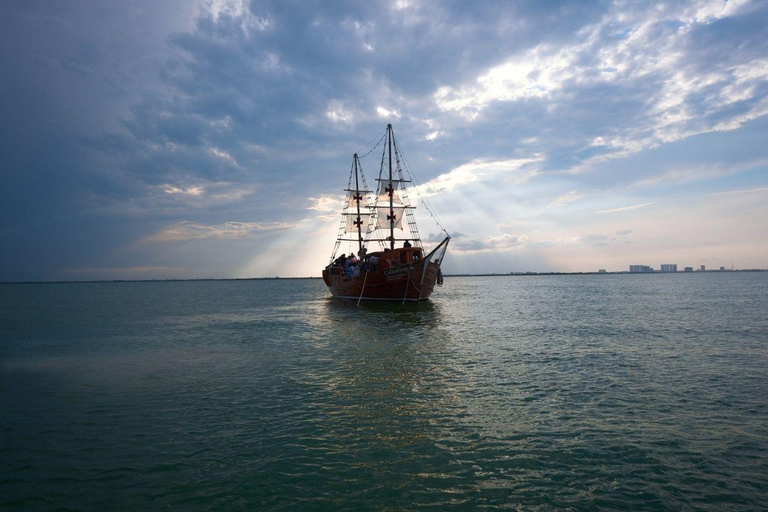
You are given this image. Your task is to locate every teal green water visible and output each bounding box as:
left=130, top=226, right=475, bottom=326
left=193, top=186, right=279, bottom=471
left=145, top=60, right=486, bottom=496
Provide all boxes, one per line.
left=1, top=274, right=767, bottom=511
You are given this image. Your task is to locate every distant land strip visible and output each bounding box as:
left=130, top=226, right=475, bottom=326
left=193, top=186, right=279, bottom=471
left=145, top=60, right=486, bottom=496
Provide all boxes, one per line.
left=2, top=269, right=767, bottom=285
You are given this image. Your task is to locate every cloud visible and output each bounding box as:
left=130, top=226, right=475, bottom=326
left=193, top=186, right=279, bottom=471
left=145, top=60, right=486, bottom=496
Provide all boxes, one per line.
left=307, top=194, right=345, bottom=221
left=376, top=106, right=401, bottom=118
left=143, top=220, right=297, bottom=243
left=160, top=184, right=204, bottom=197
left=544, top=191, right=586, bottom=209
left=208, top=147, right=242, bottom=168
left=434, top=0, right=767, bottom=170
left=435, top=46, right=575, bottom=119
left=596, top=202, right=656, bottom=214
left=448, top=231, right=615, bottom=254
left=631, top=159, right=768, bottom=187
left=450, top=232, right=527, bottom=252
left=146, top=181, right=258, bottom=209
left=576, top=234, right=609, bottom=246
left=418, top=157, right=542, bottom=196
left=307, top=195, right=343, bottom=212
left=326, top=100, right=354, bottom=125
left=713, top=186, right=768, bottom=196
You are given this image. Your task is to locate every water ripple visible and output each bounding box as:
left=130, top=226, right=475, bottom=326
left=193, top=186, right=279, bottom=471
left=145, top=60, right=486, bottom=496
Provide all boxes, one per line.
left=1, top=275, right=767, bottom=510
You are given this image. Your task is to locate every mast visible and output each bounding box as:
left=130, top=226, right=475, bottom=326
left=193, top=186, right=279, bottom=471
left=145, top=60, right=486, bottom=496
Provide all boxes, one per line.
left=388, top=123, right=394, bottom=250
left=353, top=153, right=363, bottom=256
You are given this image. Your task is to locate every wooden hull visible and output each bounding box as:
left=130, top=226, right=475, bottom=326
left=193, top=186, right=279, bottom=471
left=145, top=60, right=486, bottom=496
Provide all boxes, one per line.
left=323, top=259, right=441, bottom=301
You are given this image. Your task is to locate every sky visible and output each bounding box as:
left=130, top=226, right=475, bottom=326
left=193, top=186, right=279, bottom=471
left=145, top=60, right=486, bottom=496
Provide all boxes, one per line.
left=1, top=0, right=767, bottom=281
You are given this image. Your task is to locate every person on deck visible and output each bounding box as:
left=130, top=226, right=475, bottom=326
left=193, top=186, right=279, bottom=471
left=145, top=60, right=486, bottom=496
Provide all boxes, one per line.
left=345, top=254, right=358, bottom=278
left=403, top=240, right=412, bottom=248
left=334, top=254, right=347, bottom=274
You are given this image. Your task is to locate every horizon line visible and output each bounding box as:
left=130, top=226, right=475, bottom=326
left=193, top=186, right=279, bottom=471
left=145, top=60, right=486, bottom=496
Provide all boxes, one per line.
left=2, top=269, right=767, bottom=285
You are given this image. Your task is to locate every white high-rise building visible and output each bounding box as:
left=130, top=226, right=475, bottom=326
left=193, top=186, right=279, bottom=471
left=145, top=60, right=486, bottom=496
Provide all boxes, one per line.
left=660, top=264, right=677, bottom=272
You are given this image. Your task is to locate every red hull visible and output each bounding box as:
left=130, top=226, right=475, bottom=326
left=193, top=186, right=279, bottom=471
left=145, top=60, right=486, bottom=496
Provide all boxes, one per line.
left=322, top=258, right=441, bottom=301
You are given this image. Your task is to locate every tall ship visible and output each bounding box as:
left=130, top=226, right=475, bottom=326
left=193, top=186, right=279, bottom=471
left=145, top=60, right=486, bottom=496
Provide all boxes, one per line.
left=322, top=124, right=450, bottom=302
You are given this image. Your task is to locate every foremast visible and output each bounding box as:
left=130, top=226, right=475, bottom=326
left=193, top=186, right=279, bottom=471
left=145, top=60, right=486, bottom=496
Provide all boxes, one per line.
left=353, top=154, right=363, bottom=256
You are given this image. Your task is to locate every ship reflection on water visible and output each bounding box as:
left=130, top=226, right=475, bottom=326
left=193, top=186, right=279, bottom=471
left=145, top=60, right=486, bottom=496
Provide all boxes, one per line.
left=303, top=295, right=467, bottom=466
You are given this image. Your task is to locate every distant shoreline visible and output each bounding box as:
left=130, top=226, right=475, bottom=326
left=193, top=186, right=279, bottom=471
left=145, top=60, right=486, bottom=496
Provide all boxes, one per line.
left=446, top=269, right=768, bottom=277
left=2, top=269, right=766, bottom=285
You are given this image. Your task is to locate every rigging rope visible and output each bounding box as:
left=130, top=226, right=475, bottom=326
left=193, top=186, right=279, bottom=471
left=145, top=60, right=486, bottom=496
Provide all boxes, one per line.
left=392, top=131, right=449, bottom=237
left=358, top=159, right=387, bottom=252
left=357, top=269, right=369, bottom=306
left=355, top=129, right=387, bottom=160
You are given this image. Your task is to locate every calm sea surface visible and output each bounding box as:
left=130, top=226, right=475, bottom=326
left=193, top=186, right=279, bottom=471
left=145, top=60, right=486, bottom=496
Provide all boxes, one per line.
left=1, top=274, right=767, bottom=511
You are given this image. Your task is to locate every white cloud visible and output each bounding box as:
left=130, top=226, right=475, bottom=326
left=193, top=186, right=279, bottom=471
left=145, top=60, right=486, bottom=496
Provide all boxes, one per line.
left=376, top=106, right=400, bottom=118
left=326, top=100, right=354, bottom=124
left=143, top=220, right=297, bottom=243
left=545, top=191, right=585, bottom=209
left=632, top=159, right=768, bottom=187
left=485, top=233, right=526, bottom=248
left=307, top=195, right=342, bottom=212
left=451, top=232, right=528, bottom=253
left=596, top=202, right=656, bottom=214
left=419, top=157, right=542, bottom=196
left=153, top=181, right=256, bottom=206
left=208, top=147, right=241, bottom=168
left=682, top=0, right=752, bottom=24
left=201, top=0, right=271, bottom=33
left=343, top=19, right=376, bottom=52
left=262, top=52, right=290, bottom=72
left=435, top=0, right=767, bottom=166
left=434, top=47, right=575, bottom=119
left=307, top=195, right=344, bottom=221
left=576, top=234, right=609, bottom=246
left=160, top=184, right=204, bottom=196
left=713, top=186, right=768, bottom=196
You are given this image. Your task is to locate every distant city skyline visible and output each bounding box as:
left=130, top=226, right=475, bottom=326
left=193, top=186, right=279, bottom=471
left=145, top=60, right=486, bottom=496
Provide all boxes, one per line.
left=2, top=0, right=767, bottom=281
left=625, top=262, right=751, bottom=273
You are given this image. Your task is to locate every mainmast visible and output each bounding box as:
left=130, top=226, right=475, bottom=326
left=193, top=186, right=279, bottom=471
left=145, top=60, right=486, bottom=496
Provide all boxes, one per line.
left=388, top=123, right=394, bottom=251
left=353, top=153, right=363, bottom=256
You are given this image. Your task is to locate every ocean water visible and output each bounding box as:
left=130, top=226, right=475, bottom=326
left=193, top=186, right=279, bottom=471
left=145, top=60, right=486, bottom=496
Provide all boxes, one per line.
left=1, top=274, right=767, bottom=511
